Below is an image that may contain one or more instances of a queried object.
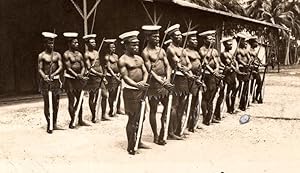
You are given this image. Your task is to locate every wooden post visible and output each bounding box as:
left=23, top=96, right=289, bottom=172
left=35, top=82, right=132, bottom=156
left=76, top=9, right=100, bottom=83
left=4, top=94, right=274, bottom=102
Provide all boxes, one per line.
left=284, top=30, right=291, bottom=65
left=83, top=0, right=88, bottom=51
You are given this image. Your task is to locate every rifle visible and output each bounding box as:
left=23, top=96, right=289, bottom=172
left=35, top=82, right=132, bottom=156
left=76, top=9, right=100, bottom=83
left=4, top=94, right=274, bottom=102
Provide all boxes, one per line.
left=133, top=22, right=172, bottom=150
left=73, top=37, right=105, bottom=127
left=246, top=41, right=263, bottom=107
left=134, top=69, right=151, bottom=152
left=48, top=29, right=56, bottom=133
left=95, top=76, right=105, bottom=122
left=174, top=21, right=193, bottom=136
left=163, top=21, right=192, bottom=140
left=259, top=64, right=267, bottom=101
left=85, top=37, right=106, bottom=76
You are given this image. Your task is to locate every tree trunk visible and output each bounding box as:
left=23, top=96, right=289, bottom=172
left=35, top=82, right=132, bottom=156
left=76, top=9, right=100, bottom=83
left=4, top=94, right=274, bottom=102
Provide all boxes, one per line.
left=284, top=31, right=291, bottom=65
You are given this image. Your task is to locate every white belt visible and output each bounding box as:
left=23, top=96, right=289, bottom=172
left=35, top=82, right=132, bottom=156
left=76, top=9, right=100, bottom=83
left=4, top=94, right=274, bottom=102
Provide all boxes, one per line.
left=173, top=70, right=184, bottom=76
left=52, top=75, right=60, bottom=80
left=123, top=82, right=139, bottom=90
left=204, top=70, right=211, bottom=74
left=64, top=73, right=76, bottom=79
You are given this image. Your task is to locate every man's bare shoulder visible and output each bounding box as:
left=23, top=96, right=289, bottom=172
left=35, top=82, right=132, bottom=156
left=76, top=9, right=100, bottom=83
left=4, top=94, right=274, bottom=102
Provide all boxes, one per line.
left=38, top=51, right=46, bottom=59
left=63, top=50, right=71, bottom=58
left=54, top=51, right=62, bottom=58
left=135, top=55, right=144, bottom=62
left=113, top=53, right=119, bottom=58
left=75, top=50, right=83, bottom=57
left=118, top=54, right=128, bottom=66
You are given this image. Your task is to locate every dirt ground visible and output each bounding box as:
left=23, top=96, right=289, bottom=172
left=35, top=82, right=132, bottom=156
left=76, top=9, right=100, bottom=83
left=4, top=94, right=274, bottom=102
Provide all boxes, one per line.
left=1, top=67, right=300, bottom=173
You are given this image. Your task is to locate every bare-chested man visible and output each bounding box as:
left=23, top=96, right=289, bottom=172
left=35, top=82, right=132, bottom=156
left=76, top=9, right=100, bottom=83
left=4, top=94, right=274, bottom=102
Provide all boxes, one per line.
left=165, top=24, right=194, bottom=139
left=235, top=32, right=251, bottom=111
left=104, top=39, right=122, bottom=117
left=118, top=31, right=150, bottom=155
left=182, top=31, right=204, bottom=132
left=83, top=34, right=109, bottom=123
left=63, top=32, right=89, bottom=129
left=141, top=25, right=173, bottom=145
left=218, top=37, right=244, bottom=114
left=199, top=30, right=222, bottom=126
left=247, top=37, right=263, bottom=104
left=38, top=32, right=63, bottom=134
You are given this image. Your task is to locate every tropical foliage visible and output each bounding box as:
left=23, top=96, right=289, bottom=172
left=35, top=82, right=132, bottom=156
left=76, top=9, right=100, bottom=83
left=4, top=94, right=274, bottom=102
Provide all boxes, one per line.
left=187, top=0, right=300, bottom=64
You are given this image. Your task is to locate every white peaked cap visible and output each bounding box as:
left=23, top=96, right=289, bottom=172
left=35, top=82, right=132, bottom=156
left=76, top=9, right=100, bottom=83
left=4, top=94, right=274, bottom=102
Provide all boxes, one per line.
left=164, top=39, right=172, bottom=45
left=104, top=39, right=117, bottom=43
left=198, top=30, right=216, bottom=37
left=235, top=32, right=248, bottom=39
left=164, top=24, right=180, bottom=35
left=63, top=32, right=79, bottom=38
left=119, top=31, right=140, bottom=42
left=82, top=34, right=96, bottom=40
left=42, top=32, right=57, bottom=39
left=142, top=25, right=162, bottom=31
left=182, top=30, right=197, bottom=37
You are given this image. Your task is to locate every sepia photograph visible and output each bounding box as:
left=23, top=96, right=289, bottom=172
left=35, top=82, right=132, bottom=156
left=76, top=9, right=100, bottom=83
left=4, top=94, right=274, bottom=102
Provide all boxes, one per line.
left=0, top=0, right=300, bottom=172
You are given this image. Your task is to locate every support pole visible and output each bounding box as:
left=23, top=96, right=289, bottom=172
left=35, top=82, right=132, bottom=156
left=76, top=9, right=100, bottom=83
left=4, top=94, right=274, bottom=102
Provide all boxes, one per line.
left=284, top=30, right=291, bottom=65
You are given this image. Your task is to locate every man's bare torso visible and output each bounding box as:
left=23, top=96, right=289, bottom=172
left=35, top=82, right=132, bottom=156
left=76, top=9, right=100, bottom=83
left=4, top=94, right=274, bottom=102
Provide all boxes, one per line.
left=185, top=48, right=201, bottom=73
left=39, top=51, right=60, bottom=75
left=64, top=50, right=84, bottom=73
left=143, top=46, right=166, bottom=76
left=120, top=54, right=144, bottom=82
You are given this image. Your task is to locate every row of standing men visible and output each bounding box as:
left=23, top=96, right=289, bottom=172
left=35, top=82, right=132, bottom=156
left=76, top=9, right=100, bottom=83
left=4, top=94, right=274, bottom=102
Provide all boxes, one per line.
left=38, top=23, right=265, bottom=155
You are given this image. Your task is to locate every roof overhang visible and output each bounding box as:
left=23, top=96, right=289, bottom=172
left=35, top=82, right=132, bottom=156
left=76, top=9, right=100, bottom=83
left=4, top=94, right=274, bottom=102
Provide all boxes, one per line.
left=143, top=0, right=289, bottom=31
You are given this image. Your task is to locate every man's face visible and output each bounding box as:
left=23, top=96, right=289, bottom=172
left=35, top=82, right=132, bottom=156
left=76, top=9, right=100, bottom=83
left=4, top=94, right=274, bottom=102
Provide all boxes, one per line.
left=46, top=40, right=54, bottom=50
left=149, top=33, right=160, bottom=46
left=224, top=41, right=233, bottom=50
left=126, top=41, right=139, bottom=54
left=205, top=35, right=215, bottom=45
left=88, top=39, right=96, bottom=49
left=171, top=31, right=182, bottom=44
left=188, top=36, right=198, bottom=48
left=109, top=43, right=116, bottom=53
left=71, top=39, right=79, bottom=49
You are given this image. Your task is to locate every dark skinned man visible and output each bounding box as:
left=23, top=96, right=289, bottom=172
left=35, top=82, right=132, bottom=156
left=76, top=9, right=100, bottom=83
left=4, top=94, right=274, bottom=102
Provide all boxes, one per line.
left=118, top=31, right=150, bottom=155
left=63, top=32, right=89, bottom=129
left=38, top=32, right=63, bottom=134
left=141, top=25, right=173, bottom=145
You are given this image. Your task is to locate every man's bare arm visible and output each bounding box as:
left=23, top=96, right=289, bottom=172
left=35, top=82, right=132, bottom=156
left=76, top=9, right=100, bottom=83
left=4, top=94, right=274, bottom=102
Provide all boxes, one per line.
left=105, top=55, right=118, bottom=79
left=38, top=54, right=48, bottom=80
left=50, top=53, right=63, bottom=77
left=162, top=50, right=172, bottom=82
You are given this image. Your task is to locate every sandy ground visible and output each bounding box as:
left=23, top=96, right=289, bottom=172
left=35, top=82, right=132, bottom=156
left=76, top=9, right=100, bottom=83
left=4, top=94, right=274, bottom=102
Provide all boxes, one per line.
left=1, top=67, right=300, bottom=173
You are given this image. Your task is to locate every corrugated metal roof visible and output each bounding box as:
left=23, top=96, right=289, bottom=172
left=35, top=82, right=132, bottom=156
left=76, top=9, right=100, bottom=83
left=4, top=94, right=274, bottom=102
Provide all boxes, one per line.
left=144, top=0, right=288, bottom=31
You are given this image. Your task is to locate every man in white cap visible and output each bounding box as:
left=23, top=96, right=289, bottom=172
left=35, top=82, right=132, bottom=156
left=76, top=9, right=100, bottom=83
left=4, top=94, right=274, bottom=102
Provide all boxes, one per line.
left=141, top=25, right=173, bottom=145
left=63, top=32, right=89, bottom=128
left=104, top=39, right=123, bottom=117
left=199, top=30, right=222, bottom=126
left=235, top=32, right=251, bottom=111
left=182, top=31, right=204, bottom=132
left=83, top=34, right=109, bottom=122
left=118, top=30, right=150, bottom=155
left=38, top=32, right=63, bottom=134
left=217, top=37, right=243, bottom=114
left=165, top=24, right=193, bottom=139
left=247, top=36, right=263, bottom=104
